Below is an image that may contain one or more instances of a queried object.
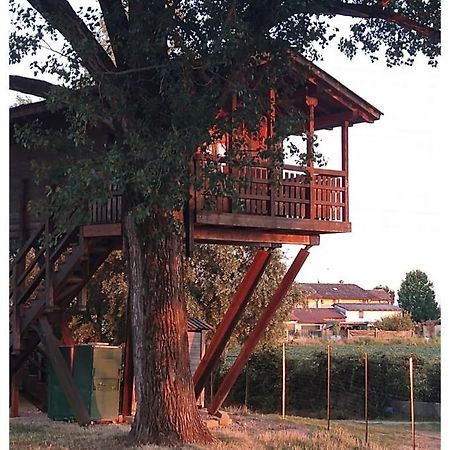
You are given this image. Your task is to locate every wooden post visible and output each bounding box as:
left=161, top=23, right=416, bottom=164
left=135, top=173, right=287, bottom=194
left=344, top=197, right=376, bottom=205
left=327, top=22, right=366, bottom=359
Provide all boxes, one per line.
left=341, top=121, right=349, bottom=222
left=208, top=247, right=310, bottom=415
left=44, top=217, right=54, bottom=310
left=364, top=352, right=369, bottom=444
left=281, top=342, right=286, bottom=419
left=193, top=249, right=272, bottom=398
left=268, top=89, right=277, bottom=217
left=11, top=265, right=21, bottom=353
left=37, top=317, right=90, bottom=426
left=306, top=96, right=318, bottom=220
left=10, top=373, right=20, bottom=417
left=327, top=344, right=331, bottom=431
left=409, top=357, right=416, bottom=450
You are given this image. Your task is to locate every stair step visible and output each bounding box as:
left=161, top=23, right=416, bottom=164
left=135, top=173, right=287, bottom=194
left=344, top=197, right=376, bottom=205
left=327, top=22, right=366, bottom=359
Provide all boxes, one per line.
left=66, top=276, right=84, bottom=283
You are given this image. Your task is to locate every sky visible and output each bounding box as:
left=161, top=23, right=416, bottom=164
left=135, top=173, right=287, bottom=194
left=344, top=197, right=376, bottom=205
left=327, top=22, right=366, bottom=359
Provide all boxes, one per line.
left=282, top=43, right=446, bottom=306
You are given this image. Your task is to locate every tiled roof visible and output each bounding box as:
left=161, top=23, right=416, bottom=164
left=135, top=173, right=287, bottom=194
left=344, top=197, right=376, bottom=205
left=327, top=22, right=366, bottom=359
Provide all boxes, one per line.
left=289, top=308, right=345, bottom=324
left=334, top=303, right=402, bottom=312
left=367, top=289, right=393, bottom=302
left=187, top=318, right=214, bottom=332
left=300, top=283, right=372, bottom=300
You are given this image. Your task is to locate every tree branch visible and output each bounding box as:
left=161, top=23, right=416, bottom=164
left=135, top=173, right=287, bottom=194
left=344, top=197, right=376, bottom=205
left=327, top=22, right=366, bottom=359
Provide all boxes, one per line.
left=27, top=0, right=117, bottom=80
left=98, top=0, right=129, bottom=70
left=10, top=75, right=61, bottom=98
left=320, top=2, right=440, bottom=42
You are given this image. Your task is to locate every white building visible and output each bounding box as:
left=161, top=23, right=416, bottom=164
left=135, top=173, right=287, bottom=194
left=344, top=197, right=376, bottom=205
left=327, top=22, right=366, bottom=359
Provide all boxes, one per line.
left=333, top=303, right=402, bottom=327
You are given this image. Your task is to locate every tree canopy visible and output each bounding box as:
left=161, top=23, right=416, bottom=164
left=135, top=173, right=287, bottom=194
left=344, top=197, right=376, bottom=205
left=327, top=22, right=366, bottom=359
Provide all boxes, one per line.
left=397, top=270, right=440, bottom=322
left=9, top=1, right=441, bottom=225
left=9, top=0, right=440, bottom=445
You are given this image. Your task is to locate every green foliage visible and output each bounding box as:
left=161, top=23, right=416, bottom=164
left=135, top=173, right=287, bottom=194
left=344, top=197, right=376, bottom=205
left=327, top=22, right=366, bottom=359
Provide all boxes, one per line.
left=186, top=244, right=305, bottom=349
left=68, top=251, right=127, bottom=344
left=398, top=270, right=440, bottom=322
left=374, top=314, right=415, bottom=331
left=9, top=1, right=440, bottom=228
left=223, top=343, right=440, bottom=419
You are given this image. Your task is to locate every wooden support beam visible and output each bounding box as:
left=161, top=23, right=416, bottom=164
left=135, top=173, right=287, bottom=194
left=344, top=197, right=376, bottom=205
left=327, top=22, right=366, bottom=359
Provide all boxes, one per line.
left=10, top=374, right=20, bottom=417
left=60, top=315, right=75, bottom=346
left=306, top=96, right=317, bottom=220
left=11, top=265, right=21, bottom=353
left=80, top=223, right=122, bottom=237
left=193, top=227, right=320, bottom=246
left=341, top=121, right=349, bottom=223
left=36, top=317, right=90, bottom=426
left=208, top=246, right=310, bottom=415
left=44, top=218, right=54, bottom=310
left=193, top=249, right=272, bottom=398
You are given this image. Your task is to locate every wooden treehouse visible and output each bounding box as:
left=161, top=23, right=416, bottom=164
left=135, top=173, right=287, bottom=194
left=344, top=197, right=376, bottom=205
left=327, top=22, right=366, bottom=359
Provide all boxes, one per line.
left=9, top=54, right=381, bottom=423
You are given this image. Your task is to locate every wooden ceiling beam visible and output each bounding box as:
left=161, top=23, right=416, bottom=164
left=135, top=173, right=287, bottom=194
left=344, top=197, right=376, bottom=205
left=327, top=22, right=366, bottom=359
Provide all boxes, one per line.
left=193, top=227, right=320, bottom=246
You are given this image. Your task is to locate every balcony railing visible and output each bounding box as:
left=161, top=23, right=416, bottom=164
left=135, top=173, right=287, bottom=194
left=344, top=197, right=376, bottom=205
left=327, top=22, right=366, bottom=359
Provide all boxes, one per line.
left=87, top=161, right=348, bottom=230
left=195, top=159, right=348, bottom=223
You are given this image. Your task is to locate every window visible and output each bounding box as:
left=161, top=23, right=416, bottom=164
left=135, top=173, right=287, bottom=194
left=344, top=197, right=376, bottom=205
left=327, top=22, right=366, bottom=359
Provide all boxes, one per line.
left=358, top=311, right=364, bottom=319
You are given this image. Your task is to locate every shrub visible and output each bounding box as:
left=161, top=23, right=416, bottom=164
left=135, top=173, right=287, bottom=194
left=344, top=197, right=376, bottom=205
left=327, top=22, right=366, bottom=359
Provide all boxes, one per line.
left=221, top=344, right=440, bottom=419
left=374, top=314, right=415, bottom=331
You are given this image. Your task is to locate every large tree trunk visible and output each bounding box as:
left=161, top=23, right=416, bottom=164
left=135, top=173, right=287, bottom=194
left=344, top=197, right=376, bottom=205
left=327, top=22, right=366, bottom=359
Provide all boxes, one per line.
left=123, top=212, right=215, bottom=445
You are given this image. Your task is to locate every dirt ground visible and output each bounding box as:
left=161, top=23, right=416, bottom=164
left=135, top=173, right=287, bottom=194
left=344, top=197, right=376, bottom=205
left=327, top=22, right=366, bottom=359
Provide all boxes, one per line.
left=9, top=397, right=441, bottom=450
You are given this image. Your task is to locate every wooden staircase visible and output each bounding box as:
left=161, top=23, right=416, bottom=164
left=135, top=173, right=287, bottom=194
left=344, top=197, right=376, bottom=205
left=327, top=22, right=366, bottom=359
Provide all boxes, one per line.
left=10, top=216, right=121, bottom=391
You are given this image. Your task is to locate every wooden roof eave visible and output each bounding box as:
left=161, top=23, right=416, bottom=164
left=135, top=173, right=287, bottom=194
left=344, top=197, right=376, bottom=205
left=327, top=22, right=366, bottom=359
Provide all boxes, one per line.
left=290, top=53, right=382, bottom=127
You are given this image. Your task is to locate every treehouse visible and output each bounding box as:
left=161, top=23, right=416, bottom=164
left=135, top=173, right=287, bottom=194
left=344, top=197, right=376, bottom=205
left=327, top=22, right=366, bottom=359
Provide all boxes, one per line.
left=9, top=54, right=381, bottom=422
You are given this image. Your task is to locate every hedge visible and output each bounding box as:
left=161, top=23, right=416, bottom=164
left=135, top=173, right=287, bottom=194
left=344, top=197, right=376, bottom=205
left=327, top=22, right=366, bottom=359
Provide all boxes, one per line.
left=220, top=345, right=440, bottom=419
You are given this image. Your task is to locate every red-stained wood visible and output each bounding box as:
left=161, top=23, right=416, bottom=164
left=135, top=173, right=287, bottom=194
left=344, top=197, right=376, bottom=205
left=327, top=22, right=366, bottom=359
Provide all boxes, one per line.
left=208, top=246, right=310, bottom=415
left=81, top=223, right=122, bottom=237
left=193, top=228, right=320, bottom=246
left=60, top=315, right=75, bottom=346
left=193, top=249, right=272, bottom=398
left=10, top=374, right=20, bottom=417
left=306, top=96, right=318, bottom=221
left=342, top=121, right=349, bottom=223
left=195, top=213, right=351, bottom=234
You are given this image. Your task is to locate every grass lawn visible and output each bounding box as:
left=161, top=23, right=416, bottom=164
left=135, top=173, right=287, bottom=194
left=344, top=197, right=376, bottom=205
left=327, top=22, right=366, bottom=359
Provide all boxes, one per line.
left=9, top=407, right=440, bottom=450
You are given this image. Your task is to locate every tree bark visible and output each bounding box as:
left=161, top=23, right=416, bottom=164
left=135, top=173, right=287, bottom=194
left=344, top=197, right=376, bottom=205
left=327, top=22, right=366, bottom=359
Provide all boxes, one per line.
left=123, top=212, right=215, bottom=446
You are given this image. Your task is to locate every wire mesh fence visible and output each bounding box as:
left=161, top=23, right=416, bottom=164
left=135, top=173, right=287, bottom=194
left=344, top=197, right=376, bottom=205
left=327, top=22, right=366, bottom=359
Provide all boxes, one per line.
left=218, top=341, right=440, bottom=449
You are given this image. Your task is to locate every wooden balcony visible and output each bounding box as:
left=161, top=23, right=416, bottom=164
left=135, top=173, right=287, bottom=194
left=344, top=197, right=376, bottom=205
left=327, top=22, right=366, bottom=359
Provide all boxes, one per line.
left=193, top=159, right=350, bottom=245
left=83, top=160, right=349, bottom=246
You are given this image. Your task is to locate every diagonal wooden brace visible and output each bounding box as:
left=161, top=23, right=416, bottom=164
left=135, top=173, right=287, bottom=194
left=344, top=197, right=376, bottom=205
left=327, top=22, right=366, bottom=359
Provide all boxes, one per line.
left=36, top=317, right=90, bottom=426
left=193, top=249, right=272, bottom=399
left=208, top=246, right=310, bottom=415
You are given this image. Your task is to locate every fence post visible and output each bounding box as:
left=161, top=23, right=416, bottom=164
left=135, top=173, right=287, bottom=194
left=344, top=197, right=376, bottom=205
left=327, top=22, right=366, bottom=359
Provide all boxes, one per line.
left=364, top=352, right=368, bottom=444
left=409, top=357, right=415, bottom=450
left=327, top=344, right=331, bottom=431
left=282, top=342, right=286, bottom=419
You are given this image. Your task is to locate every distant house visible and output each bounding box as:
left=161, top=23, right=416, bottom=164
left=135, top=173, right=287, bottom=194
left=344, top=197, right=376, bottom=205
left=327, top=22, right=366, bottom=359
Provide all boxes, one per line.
left=333, top=303, right=402, bottom=329
left=367, top=289, right=394, bottom=304
left=299, top=283, right=393, bottom=309
left=287, top=308, right=345, bottom=337
left=421, top=319, right=441, bottom=339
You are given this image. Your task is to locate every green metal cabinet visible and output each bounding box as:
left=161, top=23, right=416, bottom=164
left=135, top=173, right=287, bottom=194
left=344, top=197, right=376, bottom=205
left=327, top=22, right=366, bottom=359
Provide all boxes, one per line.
left=48, top=344, right=123, bottom=421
